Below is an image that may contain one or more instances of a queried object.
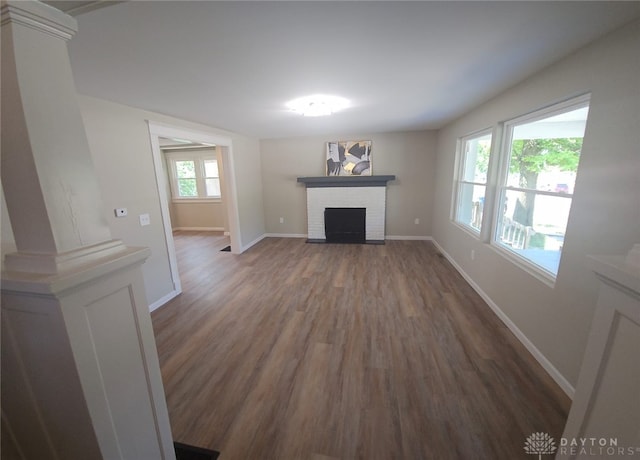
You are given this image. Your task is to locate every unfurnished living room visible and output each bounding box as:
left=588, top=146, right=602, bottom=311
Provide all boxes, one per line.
left=1, top=1, right=640, bottom=459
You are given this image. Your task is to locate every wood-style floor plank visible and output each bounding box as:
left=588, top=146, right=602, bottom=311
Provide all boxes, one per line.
left=152, top=232, right=570, bottom=459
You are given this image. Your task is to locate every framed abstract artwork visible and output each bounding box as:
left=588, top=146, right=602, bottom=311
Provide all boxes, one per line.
left=326, top=140, right=372, bottom=176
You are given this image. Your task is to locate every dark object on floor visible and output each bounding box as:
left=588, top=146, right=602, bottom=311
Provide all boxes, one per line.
left=220, top=245, right=231, bottom=252
left=174, top=441, right=220, bottom=460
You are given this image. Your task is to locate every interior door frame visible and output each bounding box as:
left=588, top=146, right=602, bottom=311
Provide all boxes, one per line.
left=147, top=121, right=242, bottom=298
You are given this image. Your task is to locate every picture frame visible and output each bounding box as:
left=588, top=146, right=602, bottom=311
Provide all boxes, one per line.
left=326, top=140, right=372, bottom=176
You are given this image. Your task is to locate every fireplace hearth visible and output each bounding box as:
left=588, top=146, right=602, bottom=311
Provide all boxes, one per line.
left=324, top=208, right=366, bottom=244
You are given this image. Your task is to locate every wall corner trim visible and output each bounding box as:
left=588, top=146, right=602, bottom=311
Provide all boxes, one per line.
left=431, top=239, right=576, bottom=399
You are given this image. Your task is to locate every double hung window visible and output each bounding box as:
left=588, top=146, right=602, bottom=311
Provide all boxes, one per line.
left=452, top=94, right=590, bottom=281
left=493, top=98, right=589, bottom=277
left=454, top=131, right=492, bottom=233
left=167, top=152, right=221, bottom=200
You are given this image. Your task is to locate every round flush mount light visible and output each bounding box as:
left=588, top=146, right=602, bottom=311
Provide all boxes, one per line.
left=286, top=94, right=349, bottom=117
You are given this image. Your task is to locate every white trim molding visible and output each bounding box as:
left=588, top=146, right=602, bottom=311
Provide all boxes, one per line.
left=172, top=227, right=226, bottom=232
left=146, top=121, right=243, bottom=303
left=148, top=289, right=181, bottom=313
left=241, top=233, right=268, bottom=252
left=386, top=235, right=433, bottom=241
left=1, top=0, right=78, bottom=41
left=263, top=233, right=308, bottom=239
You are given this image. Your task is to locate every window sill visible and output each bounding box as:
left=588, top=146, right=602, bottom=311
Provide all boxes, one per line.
left=452, top=220, right=482, bottom=239
left=172, top=198, right=222, bottom=204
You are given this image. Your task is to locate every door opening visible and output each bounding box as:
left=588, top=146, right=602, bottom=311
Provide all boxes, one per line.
left=147, top=121, right=241, bottom=304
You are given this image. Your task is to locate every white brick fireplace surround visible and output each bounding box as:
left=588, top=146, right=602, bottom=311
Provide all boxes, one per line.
left=297, top=176, right=396, bottom=243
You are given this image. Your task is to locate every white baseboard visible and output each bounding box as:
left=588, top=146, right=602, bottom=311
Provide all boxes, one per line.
left=173, top=227, right=226, bottom=232
left=239, top=233, right=306, bottom=252
left=386, top=235, right=433, bottom=241
left=263, top=233, right=308, bottom=239
left=232, top=233, right=307, bottom=254
left=148, top=289, right=180, bottom=313
left=240, top=233, right=267, bottom=252
left=430, top=239, right=575, bottom=399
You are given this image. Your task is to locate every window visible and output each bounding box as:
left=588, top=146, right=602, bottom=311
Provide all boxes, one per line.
left=167, top=152, right=221, bottom=200
left=454, top=130, right=492, bottom=233
left=175, top=160, right=197, bottom=197
left=203, top=159, right=221, bottom=197
left=493, top=96, right=590, bottom=278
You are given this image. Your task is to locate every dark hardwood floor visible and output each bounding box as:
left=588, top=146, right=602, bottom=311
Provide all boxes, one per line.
left=151, top=232, right=570, bottom=459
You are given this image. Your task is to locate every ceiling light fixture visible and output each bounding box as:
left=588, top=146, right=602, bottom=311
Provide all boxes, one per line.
left=286, top=94, right=349, bottom=117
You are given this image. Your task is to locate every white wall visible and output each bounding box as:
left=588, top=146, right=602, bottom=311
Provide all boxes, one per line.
left=260, top=131, right=437, bottom=238
left=76, top=95, right=264, bottom=306
left=431, top=19, right=640, bottom=391
left=228, top=135, right=265, bottom=247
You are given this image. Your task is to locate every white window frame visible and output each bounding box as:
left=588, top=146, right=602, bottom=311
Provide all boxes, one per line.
left=166, top=151, right=222, bottom=202
left=490, top=94, right=591, bottom=284
left=453, top=128, right=494, bottom=236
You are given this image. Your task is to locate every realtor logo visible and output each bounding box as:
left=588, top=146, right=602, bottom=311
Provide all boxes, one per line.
left=525, top=432, right=557, bottom=459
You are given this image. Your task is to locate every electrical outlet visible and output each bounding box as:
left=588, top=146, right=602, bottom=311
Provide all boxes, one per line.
left=139, top=213, right=150, bottom=226
left=114, top=208, right=127, bottom=217
left=279, top=217, right=284, bottom=224
left=414, top=218, right=420, bottom=225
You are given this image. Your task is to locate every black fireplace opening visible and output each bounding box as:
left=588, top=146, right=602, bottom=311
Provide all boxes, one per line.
left=324, top=207, right=366, bottom=244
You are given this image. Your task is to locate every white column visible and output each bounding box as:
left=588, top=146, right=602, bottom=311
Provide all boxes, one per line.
left=1, top=0, right=116, bottom=273
left=558, top=246, right=640, bottom=459
left=1, top=2, right=175, bottom=459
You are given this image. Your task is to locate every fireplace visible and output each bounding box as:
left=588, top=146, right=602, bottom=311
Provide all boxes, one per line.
left=324, top=208, right=366, bottom=244
left=297, top=175, right=395, bottom=244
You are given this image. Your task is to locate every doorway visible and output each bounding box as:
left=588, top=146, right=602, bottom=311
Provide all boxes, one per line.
left=159, top=137, right=228, bottom=233
left=147, top=121, right=241, bottom=299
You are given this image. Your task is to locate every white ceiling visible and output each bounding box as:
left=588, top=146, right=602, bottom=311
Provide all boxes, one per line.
left=63, top=1, right=640, bottom=140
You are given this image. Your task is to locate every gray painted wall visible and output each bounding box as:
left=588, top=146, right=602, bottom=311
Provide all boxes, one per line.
left=431, top=19, right=640, bottom=389
left=260, top=131, right=437, bottom=238
left=1, top=95, right=265, bottom=307
left=78, top=96, right=264, bottom=305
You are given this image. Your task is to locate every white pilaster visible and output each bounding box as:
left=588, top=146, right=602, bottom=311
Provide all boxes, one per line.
left=1, top=0, right=113, bottom=271
left=1, top=2, right=176, bottom=459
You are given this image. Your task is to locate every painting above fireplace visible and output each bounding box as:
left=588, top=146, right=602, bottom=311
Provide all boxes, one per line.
left=326, top=140, right=372, bottom=176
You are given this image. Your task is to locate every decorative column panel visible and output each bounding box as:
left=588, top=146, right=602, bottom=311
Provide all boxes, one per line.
left=558, top=245, right=640, bottom=459
left=1, top=1, right=175, bottom=459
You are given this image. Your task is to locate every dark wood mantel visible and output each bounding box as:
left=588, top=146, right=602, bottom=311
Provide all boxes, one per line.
left=297, top=175, right=396, bottom=188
